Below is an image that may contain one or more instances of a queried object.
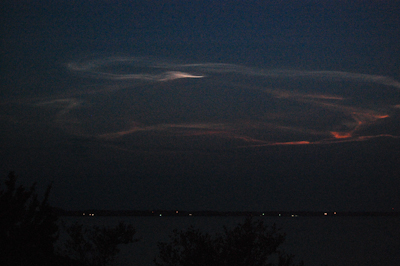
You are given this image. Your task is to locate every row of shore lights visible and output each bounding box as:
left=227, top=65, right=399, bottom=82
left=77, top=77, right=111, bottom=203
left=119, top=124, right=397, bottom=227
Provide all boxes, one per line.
left=82, top=211, right=194, bottom=217
left=326, top=212, right=337, bottom=215
left=83, top=211, right=338, bottom=217
left=153, top=211, right=193, bottom=217
left=260, top=212, right=337, bottom=217
left=156, top=211, right=338, bottom=217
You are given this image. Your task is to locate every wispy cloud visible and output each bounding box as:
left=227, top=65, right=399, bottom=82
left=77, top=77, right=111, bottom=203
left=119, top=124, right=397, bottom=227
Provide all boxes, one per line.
left=26, top=56, right=400, bottom=151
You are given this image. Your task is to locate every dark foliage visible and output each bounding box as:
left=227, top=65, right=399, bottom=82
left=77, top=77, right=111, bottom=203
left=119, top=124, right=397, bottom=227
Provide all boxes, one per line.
left=1, top=172, right=304, bottom=266
left=0, top=172, right=139, bottom=266
left=155, top=217, right=304, bottom=266
left=0, top=172, right=59, bottom=266
left=63, top=221, right=139, bottom=266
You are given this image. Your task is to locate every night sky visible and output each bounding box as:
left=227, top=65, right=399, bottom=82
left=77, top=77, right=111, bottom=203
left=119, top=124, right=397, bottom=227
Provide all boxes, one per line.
left=1, top=1, right=400, bottom=211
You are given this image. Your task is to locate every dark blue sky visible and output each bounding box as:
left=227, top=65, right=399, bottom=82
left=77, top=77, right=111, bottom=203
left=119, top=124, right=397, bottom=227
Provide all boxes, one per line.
left=1, top=1, right=400, bottom=211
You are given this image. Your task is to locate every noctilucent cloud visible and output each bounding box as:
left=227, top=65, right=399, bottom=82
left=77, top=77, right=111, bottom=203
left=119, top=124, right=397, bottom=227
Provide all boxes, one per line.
left=2, top=1, right=400, bottom=212
left=27, top=56, right=400, bottom=152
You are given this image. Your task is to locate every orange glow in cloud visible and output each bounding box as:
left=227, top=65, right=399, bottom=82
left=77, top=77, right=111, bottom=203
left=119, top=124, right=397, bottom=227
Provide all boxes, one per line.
left=272, top=141, right=311, bottom=145
left=331, top=132, right=352, bottom=139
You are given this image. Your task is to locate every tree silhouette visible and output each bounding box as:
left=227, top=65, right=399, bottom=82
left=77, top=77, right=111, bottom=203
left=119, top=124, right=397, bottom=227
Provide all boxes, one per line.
left=63, top=221, right=139, bottom=266
left=0, top=172, right=59, bottom=266
left=0, top=172, right=139, bottom=266
left=155, top=217, right=304, bottom=266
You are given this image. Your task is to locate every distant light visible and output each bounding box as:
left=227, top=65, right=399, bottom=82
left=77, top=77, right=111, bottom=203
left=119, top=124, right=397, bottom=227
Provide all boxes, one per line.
left=324, top=212, right=328, bottom=216
left=334, top=212, right=337, bottom=215
left=189, top=213, right=193, bottom=216
left=262, top=213, right=265, bottom=216
left=176, top=211, right=179, bottom=214
left=279, top=214, right=281, bottom=217
left=83, top=213, right=85, bottom=216
left=159, top=214, right=162, bottom=217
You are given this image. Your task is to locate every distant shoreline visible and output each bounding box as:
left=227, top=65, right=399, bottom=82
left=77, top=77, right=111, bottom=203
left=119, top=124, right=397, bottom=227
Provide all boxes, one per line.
left=55, top=209, right=400, bottom=217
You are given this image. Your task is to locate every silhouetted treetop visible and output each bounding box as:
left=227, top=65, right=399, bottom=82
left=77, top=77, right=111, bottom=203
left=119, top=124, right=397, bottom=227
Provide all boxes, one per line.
left=155, top=217, right=304, bottom=266
left=0, top=172, right=58, bottom=266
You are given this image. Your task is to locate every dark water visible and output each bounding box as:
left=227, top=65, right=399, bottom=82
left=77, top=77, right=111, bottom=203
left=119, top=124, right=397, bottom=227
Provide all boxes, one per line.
left=59, top=216, right=400, bottom=266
